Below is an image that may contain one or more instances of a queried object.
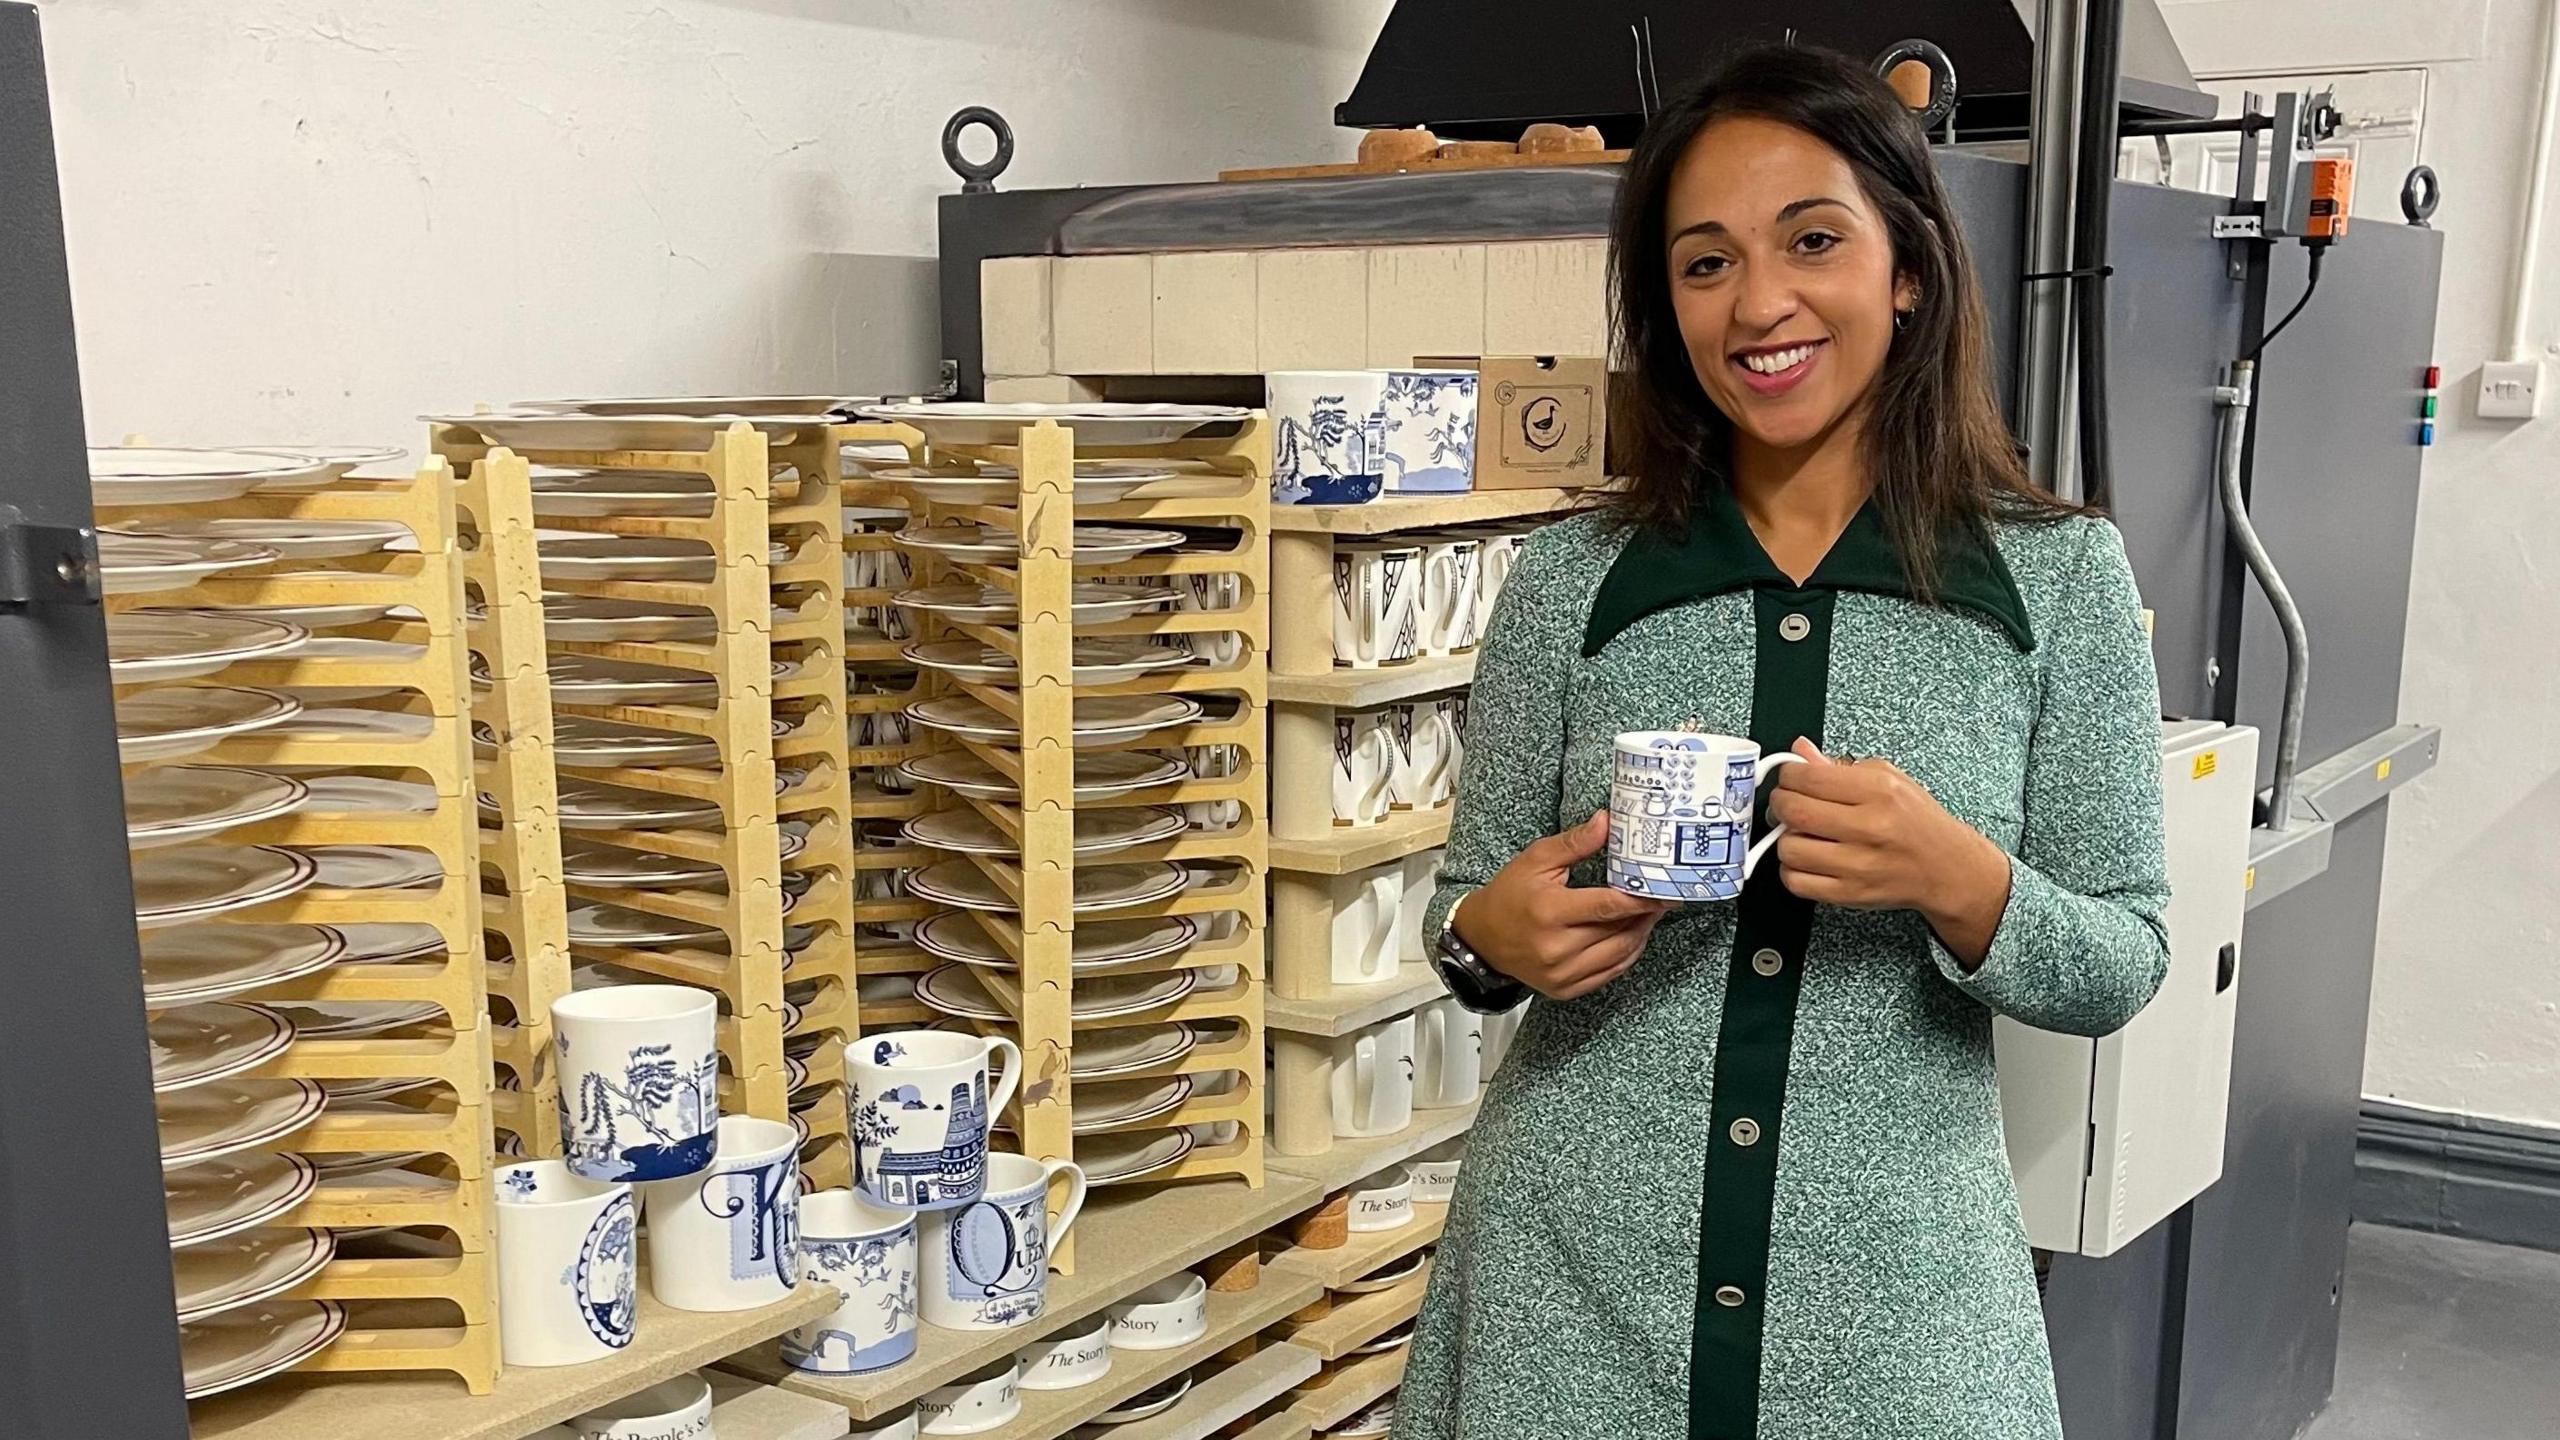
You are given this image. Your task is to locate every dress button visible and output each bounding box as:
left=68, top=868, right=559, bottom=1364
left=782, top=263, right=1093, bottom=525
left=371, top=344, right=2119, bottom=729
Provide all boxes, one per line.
left=1714, top=1285, right=1748, bottom=1308
left=1730, top=1117, right=1762, bottom=1147
left=1777, top=612, right=1812, bottom=642
left=1751, top=947, right=1784, bottom=976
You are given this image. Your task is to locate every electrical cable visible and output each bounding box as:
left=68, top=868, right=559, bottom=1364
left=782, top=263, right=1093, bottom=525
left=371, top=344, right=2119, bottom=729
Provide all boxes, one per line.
left=2243, top=245, right=2327, bottom=361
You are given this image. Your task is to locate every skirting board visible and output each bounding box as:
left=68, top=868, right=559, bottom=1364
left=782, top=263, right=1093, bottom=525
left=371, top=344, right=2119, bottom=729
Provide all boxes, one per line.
left=2355, top=1100, right=2560, bottom=1254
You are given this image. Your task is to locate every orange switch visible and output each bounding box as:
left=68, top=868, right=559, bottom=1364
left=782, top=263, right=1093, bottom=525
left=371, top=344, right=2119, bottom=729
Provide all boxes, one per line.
left=2306, top=156, right=2354, bottom=240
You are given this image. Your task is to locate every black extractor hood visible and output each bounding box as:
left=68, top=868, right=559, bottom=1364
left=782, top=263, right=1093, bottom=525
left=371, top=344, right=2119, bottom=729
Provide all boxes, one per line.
left=1335, top=0, right=2214, bottom=143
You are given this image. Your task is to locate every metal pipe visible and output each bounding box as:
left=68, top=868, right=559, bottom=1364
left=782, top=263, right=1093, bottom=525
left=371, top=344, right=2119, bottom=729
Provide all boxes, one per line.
left=2018, top=0, right=2090, bottom=493
left=2212, top=362, right=2310, bottom=828
left=2069, top=0, right=2125, bottom=510
left=2121, top=114, right=2275, bottom=139
left=2504, top=0, right=2560, bottom=360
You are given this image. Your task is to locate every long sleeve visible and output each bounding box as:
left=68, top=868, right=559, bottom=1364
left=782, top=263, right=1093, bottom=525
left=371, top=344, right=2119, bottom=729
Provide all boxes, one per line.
left=1419, top=523, right=1583, bottom=953
left=1930, top=518, right=2171, bottom=1037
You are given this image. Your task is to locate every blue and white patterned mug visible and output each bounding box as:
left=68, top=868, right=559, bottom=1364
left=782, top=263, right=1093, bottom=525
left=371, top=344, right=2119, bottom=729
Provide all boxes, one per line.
left=783, top=1188, right=919, bottom=1375
left=494, top=1160, right=637, bottom=1367
left=642, top=1115, right=803, bottom=1313
left=1269, top=370, right=1389, bottom=505
left=851, top=1030, right=1023, bottom=1211
left=918, top=1152, right=1088, bottom=1330
left=1605, top=731, right=1806, bottom=901
left=551, top=984, right=720, bottom=1183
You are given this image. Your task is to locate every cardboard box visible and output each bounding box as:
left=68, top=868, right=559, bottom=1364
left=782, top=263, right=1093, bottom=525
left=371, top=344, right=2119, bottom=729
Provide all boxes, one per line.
left=1418, top=355, right=1609, bottom=490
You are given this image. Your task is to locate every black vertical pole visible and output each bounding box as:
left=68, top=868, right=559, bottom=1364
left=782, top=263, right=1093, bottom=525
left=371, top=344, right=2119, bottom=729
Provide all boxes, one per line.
left=0, top=6, right=192, bottom=1434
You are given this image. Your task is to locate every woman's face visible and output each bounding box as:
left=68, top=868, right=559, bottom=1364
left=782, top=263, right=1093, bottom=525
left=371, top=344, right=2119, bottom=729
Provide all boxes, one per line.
left=1664, top=115, right=1914, bottom=454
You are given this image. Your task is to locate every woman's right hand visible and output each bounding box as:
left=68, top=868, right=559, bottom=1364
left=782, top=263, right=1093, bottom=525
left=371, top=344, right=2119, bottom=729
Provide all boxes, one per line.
left=1451, top=810, right=1672, bottom=1000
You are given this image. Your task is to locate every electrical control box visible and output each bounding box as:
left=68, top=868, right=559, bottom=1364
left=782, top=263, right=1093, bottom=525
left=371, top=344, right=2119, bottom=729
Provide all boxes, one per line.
left=1996, top=721, right=2259, bottom=1257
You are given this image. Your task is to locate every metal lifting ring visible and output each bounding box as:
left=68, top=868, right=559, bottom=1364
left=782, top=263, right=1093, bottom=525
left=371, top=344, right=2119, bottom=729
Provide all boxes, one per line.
left=942, top=106, right=1014, bottom=194
left=2400, top=165, right=2441, bottom=227
left=1874, top=39, right=1959, bottom=130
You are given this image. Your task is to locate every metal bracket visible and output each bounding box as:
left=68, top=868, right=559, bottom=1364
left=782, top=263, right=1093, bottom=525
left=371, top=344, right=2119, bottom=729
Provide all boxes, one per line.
left=2244, top=723, right=2441, bottom=910
left=0, top=510, right=99, bottom=605
left=2212, top=216, right=2265, bottom=241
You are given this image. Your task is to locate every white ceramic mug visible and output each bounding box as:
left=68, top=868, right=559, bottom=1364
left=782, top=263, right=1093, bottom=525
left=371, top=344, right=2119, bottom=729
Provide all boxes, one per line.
left=1173, top=571, right=1245, bottom=667
left=1017, top=1314, right=1113, bottom=1391
left=918, top=1358, right=1022, bottom=1436
left=551, top=985, right=720, bottom=1183
left=851, top=1030, right=1023, bottom=1210
left=1183, top=743, right=1244, bottom=831
left=1380, top=369, right=1480, bottom=494
left=1413, top=996, right=1484, bottom=1111
left=643, top=1115, right=802, bottom=1312
left=1330, top=1015, right=1416, bottom=1140
left=1269, top=370, right=1390, bottom=505
left=1332, top=708, right=1394, bottom=827
left=918, top=1152, right=1089, bottom=1330
left=1607, top=731, right=1806, bottom=901
left=1472, top=530, right=1525, bottom=640
left=783, top=1188, right=919, bottom=1376
left=849, top=1408, right=921, bottom=1440
left=1329, top=863, right=1401, bottom=987
left=570, top=1376, right=712, bottom=1440
left=1481, top=1002, right=1525, bottom=1078
left=1407, top=1137, right=1465, bottom=1204
left=1387, top=699, right=1458, bottom=811
left=495, top=1160, right=637, bottom=1367
left=1332, top=544, right=1421, bottom=669
left=1348, top=1173, right=1416, bottom=1232
left=1398, top=849, right=1443, bottom=965
left=1105, top=1272, right=1208, bottom=1351
left=1417, top=536, right=1482, bottom=655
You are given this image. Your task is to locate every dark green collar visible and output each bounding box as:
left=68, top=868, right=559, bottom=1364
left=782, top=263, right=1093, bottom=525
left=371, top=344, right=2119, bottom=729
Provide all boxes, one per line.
left=1580, top=484, right=2035, bottom=657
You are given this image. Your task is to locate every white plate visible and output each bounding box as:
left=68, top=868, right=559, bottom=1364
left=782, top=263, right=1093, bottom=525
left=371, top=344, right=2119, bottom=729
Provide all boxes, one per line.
left=554, top=777, right=724, bottom=831
left=899, top=748, right=1188, bottom=802
left=165, top=1151, right=320, bottom=1249
left=902, top=805, right=1185, bottom=857
left=225, top=602, right=397, bottom=629
left=527, top=469, right=716, bottom=518
left=517, top=394, right=866, bottom=418
left=903, top=638, right=1193, bottom=688
left=305, top=1150, right=436, bottom=1182
left=567, top=902, right=723, bottom=950
left=131, top=844, right=319, bottom=929
left=892, top=581, right=1176, bottom=625
left=157, top=1079, right=328, bottom=1170
left=291, top=635, right=427, bottom=666
left=1068, top=1022, right=1200, bottom=1079
left=1067, top=1074, right=1193, bottom=1134
left=560, top=842, right=727, bottom=889
left=180, top=1300, right=348, bottom=1400
left=134, top=518, right=411, bottom=561
left=537, top=535, right=782, bottom=582
left=297, top=774, right=440, bottom=814
left=855, top=401, right=1249, bottom=447
left=489, top=715, right=722, bottom=769
left=306, top=844, right=442, bottom=890
left=266, top=999, right=448, bottom=1039
left=913, top=912, right=1197, bottom=972
left=907, top=859, right=1190, bottom=915
left=543, top=654, right=726, bottom=706
left=1334, top=1251, right=1429, bottom=1296
left=891, top=522, right=1185, bottom=567
left=537, top=594, right=719, bottom=641
left=331, top=922, right=448, bottom=964
left=140, top=924, right=346, bottom=1009
left=149, top=1003, right=297, bottom=1093
left=1090, top=1373, right=1193, bottom=1424
left=915, top=964, right=1195, bottom=1024
left=123, top=767, right=308, bottom=849
left=107, top=611, right=307, bottom=683
left=1329, top=1396, right=1398, bottom=1438
left=865, top=462, right=1179, bottom=505
left=1074, top=1128, right=1199, bottom=1187
left=907, top=692, right=1201, bottom=748
left=97, top=533, right=281, bottom=595
left=425, top=411, right=828, bottom=451
left=1347, top=1323, right=1413, bottom=1353
left=115, top=686, right=301, bottom=763
left=262, top=706, right=436, bottom=741
left=248, top=444, right=408, bottom=490
left=90, top=447, right=331, bottom=506
left=173, top=1228, right=336, bottom=1324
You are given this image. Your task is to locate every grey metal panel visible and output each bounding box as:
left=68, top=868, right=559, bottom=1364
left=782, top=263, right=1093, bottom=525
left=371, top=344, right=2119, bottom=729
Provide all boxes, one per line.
left=2043, top=1223, right=2177, bottom=1440
left=1934, top=151, right=2029, bottom=423
left=0, top=5, right=191, bottom=1433
left=1055, top=166, right=1621, bottom=254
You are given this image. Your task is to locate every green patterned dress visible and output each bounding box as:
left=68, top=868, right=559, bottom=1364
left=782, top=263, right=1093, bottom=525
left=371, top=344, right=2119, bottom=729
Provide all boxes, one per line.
left=1393, top=485, right=2170, bottom=1440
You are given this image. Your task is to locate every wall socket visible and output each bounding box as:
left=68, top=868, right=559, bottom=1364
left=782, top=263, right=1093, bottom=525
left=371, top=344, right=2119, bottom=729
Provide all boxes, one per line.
left=2478, top=359, right=2544, bottom=419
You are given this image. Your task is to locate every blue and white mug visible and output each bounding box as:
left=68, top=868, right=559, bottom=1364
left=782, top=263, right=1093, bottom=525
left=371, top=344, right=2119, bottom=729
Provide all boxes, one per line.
left=1381, top=369, right=1480, bottom=493
left=643, top=1115, right=802, bottom=1312
left=494, top=1160, right=637, bottom=1367
left=919, top=1152, right=1089, bottom=1330
left=783, top=1188, right=919, bottom=1375
left=1605, top=731, right=1806, bottom=901
left=1269, top=370, right=1389, bottom=505
left=852, top=1030, right=1023, bottom=1211
left=552, top=984, right=720, bottom=1182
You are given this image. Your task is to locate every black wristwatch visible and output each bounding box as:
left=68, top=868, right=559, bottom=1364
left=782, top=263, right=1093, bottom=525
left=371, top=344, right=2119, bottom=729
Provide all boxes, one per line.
left=1431, top=896, right=1531, bottom=1015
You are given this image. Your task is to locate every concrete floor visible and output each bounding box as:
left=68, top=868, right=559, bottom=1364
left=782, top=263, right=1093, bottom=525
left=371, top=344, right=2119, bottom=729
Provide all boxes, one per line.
left=2297, top=1223, right=2560, bottom=1440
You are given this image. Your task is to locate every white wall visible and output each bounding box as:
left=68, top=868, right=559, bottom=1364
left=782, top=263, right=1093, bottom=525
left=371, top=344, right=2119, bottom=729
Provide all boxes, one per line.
left=2162, top=0, right=2560, bottom=1127
left=32, top=0, right=1390, bottom=445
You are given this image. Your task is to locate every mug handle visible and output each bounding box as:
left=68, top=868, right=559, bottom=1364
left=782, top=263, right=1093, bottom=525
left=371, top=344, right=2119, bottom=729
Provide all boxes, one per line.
left=983, top=1037, right=1024, bottom=1119
left=1039, top=1159, right=1089, bottom=1250
left=1740, top=751, right=1808, bottom=879
left=1354, top=1034, right=1379, bottom=1131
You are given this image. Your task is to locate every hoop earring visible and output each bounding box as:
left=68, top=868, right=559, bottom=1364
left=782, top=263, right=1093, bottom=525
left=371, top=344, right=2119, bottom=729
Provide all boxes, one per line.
left=1893, top=308, right=1912, bottom=333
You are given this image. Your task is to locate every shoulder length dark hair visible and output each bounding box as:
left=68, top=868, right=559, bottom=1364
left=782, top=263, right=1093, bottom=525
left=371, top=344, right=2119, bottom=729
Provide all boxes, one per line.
left=1608, top=43, right=2087, bottom=594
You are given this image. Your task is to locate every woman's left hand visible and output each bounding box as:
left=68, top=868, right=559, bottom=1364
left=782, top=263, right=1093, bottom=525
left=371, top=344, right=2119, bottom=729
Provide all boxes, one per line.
left=1765, top=738, right=2013, bottom=964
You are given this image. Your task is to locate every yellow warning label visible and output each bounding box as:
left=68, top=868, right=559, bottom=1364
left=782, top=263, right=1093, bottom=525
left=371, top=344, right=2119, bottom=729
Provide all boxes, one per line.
left=2246, top=866, right=2257, bottom=891
left=2193, top=751, right=2220, bottom=780
left=2376, top=758, right=2393, bottom=782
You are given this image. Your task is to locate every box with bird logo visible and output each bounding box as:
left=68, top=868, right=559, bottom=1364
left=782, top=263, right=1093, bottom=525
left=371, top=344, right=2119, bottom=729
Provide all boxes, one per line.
left=1416, top=354, right=1608, bottom=491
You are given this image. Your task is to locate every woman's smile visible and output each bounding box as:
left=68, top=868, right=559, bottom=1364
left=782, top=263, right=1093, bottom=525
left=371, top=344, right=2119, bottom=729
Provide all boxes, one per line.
left=1731, top=337, right=1830, bottom=397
